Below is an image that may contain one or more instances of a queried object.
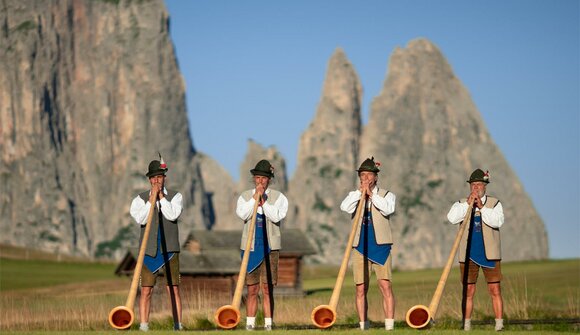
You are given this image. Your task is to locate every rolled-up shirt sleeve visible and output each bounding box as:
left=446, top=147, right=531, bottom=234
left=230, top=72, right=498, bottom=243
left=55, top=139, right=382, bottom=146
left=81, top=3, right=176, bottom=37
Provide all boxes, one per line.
left=481, top=201, right=504, bottom=228
left=160, top=192, right=183, bottom=221
left=236, top=193, right=257, bottom=221
left=371, top=190, right=396, bottom=216
left=130, top=195, right=152, bottom=226
left=262, top=193, right=289, bottom=222
left=447, top=201, right=469, bottom=224
left=340, top=190, right=362, bottom=214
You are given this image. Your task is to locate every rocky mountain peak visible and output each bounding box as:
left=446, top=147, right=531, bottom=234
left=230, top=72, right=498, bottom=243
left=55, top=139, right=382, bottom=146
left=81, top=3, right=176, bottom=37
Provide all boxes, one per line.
left=0, top=0, right=209, bottom=258
left=288, top=48, right=363, bottom=263
left=320, top=48, right=363, bottom=114
left=360, top=38, right=547, bottom=268
left=0, top=2, right=547, bottom=268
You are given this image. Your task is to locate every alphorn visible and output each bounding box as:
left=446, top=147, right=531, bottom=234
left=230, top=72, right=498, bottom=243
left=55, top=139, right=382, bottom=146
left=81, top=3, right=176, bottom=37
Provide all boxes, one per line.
left=214, top=194, right=261, bottom=329
left=311, top=196, right=367, bottom=329
left=405, top=202, right=475, bottom=329
left=108, top=189, right=159, bottom=330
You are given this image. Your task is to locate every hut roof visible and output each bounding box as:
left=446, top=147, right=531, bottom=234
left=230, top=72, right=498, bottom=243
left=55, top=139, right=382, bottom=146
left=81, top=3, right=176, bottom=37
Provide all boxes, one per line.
left=184, top=228, right=316, bottom=256
left=115, top=249, right=241, bottom=275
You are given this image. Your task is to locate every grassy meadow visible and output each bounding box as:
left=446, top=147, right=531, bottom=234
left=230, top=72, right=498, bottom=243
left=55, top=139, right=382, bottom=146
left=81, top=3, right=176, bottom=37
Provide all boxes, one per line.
left=0, top=244, right=578, bottom=334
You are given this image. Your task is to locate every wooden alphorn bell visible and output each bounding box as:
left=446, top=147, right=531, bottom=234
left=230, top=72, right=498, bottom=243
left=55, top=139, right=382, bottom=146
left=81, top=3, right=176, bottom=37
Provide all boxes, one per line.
left=214, top=194, right=261, bottom=329
left=311, top=196, right=367, bottom=329
left=108, top=189, right=159, bottom=330
left=405, top=202, right=475, bottom=329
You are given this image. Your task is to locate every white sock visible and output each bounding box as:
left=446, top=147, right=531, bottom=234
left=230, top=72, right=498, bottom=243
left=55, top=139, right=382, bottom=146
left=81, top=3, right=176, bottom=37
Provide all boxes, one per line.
left=264, top=318, right=273, bottom=326
left=139, top=322, right=149, bottom=331
left=495, top=318, right=504, bottom=331
left=246, top=317, right=256, bottom=326
left=359, top=320, right=369, bottom=330
left=464, top=319, right=471, bottom=331
left=385, top=318, right=394, bottom=330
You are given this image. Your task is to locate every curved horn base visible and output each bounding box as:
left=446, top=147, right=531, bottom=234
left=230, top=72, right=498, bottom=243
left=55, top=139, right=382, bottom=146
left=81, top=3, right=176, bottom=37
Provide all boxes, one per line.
left=108, top=305, right=134, bottom=330
left=405, top=305, right=432, bottom=329
left=311, top=305, right=336, bottom=329
left=215, top=305, right=241, bottom=329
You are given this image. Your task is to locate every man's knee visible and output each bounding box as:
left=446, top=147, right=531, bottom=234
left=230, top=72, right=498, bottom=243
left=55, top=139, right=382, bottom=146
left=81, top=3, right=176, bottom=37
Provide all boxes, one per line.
left=355, top=284, right=367, bottom=298
left=487, top=283, right=501, bottom=297
left=247, top=284, right=260, bottom=295
left=261, top=284, right=272, bottom=296
left=378, top=280, right=393, bottom=297
left=141, top=286, right=154, bottom=298
left=465, top=284, right=477, bottom=298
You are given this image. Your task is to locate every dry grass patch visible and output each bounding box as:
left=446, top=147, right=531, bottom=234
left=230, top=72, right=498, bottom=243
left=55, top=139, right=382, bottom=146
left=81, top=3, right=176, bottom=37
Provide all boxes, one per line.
left=1, top=255, right=578, bottom=332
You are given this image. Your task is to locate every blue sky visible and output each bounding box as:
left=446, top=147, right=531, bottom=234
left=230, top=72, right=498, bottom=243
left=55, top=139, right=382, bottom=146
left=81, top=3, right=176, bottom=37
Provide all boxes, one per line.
left=164, top=0, right=579, bottom=259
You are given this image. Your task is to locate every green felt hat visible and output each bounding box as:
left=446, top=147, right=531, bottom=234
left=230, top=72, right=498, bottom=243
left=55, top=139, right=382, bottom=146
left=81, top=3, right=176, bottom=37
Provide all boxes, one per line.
left=357, top=156, right=380, bottom=173
left=467, top=169, right=490, bottom=183
left=146, top=153, right=168, bottom=177
left=250, top=159, right=274, bottom=178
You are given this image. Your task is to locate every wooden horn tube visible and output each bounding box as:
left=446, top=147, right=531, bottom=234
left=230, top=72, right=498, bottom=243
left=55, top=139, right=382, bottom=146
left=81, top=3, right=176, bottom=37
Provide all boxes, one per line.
left=311, top=196, right=366, bottom=329
left=108, top=189, right=159, bottom=330
left=215, top=197, right=261, bottom=329
left=405, top=203, right=474, bottom=329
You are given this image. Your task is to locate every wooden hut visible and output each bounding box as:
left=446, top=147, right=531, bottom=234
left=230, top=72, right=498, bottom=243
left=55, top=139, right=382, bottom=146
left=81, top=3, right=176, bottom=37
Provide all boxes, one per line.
left=115, top=229, right=316, bottom=297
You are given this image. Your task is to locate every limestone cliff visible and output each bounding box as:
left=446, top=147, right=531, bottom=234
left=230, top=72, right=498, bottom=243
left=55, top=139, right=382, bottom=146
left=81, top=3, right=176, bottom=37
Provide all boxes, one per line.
left=288, top=40, right=548, bottom=268
left=0, top=0, right=209, bottom=258
left=0, top=1, right=548, bottom=267
left=196, top=152, right=236, bottom=230
left=288, top=48, right=362, bottom=263
left=359, top=39, right=548, bottom=268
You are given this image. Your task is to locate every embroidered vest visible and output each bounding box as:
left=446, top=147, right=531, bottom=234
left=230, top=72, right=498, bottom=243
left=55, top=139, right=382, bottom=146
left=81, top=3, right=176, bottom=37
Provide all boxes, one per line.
left=138, top=190, right=180, bottom=257
left=240, top=189, right=282, bottom=251
left=352, top=188, right=393, bottom=247
left=458, top=196, right=502, bottom=261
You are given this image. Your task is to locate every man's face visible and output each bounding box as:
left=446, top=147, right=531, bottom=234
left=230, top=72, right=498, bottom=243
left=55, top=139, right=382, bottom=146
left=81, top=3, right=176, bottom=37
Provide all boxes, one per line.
left=149, top=174, right=165, bottom=188
left=359, top=171, right=377, bottom=188
left=470, top=181, right=486, bottom=198
left=253, top=175, right=270, bottom=190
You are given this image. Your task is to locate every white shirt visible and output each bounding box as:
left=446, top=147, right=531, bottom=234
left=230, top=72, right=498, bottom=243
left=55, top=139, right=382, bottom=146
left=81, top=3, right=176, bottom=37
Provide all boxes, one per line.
left=446, top=195, right=504, bottom=228
left=130, top=188, right=183, bottom=225
left=236, top=188, right=289, bottom=223
left=340, top=186, right=396, bottom=217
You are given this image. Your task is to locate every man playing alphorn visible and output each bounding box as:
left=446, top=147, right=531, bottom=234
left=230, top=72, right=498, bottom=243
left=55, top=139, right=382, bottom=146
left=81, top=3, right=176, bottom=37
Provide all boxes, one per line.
left=340, top=157, right=396, bottom=331
left=129, top=156, right=184, bottom=331
left=236, top=159, right=288, bottom=331
left=447, top=169, right=505, bottom=331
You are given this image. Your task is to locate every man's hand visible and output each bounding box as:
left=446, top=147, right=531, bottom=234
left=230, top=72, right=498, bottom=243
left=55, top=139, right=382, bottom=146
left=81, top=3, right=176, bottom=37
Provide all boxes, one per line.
left=149, top=186, right=159, bottom=204
left=468, top=192, right=483, bottom=209
left=474, top=196, right=483, bottom=209
left=150, top=182, right=163, bottom=201
left=253, top=186, right=264, bottom=204
left=360, top=180, right=373, bottom=198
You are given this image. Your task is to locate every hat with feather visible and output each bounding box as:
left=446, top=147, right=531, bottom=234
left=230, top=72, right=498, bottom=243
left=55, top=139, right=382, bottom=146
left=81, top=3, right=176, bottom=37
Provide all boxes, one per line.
left=146, top=152, right=168, bottom=177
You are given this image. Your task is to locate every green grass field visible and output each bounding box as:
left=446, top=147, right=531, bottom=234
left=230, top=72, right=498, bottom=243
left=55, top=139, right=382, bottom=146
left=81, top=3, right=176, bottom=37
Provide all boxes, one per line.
left=1, top=245, right=578, bottom=333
